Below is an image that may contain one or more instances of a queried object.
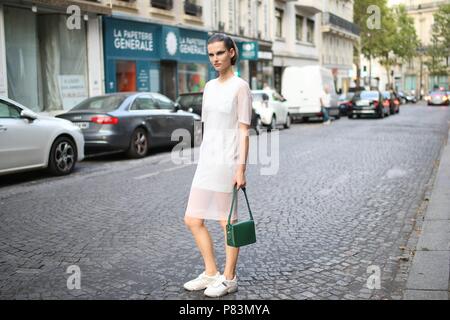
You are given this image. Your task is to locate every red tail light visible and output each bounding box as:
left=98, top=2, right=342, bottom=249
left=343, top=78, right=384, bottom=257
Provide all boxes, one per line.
left=394, top=99, right=399, bottom=105
left=91, top=115, right=119, bottom=125
left=373, top=100, right=379, bottom=107
left=383, top=100, right=389, bottom=107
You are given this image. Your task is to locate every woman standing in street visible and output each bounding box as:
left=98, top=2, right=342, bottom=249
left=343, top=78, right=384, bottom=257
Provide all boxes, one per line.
left=183, top=33, right=252, bottom=298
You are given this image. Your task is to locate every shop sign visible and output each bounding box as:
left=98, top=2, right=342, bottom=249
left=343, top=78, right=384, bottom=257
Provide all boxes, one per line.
left=104, top=17, right=160, bottom=59
left=238, top=41, right=259, bottom=60
left=58, top=75, right=88, bottom=110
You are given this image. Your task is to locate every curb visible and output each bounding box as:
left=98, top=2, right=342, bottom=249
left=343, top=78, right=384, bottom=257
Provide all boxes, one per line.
left=403, top=123, right=450, bottom=300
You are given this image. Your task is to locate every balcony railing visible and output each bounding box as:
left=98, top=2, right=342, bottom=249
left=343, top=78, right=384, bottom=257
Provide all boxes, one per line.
left=184, top=1, right=202, bottom=17
left=151, top=0, right=173, bottom=10
left=322, top=12, right=360, bottom=36
left=405, top=1, right=448, bottom=11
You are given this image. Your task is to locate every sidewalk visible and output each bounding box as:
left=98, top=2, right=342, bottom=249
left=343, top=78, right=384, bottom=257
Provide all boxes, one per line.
left=403, top=123, right=450, bottom=300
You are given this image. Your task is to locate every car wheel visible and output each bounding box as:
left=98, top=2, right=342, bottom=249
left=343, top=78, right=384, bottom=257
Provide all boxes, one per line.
left=127, top=128, right=148, bottom=158
left=48, top=136, right=77, bottom=175
left=283, top=114, right=291, bottom=129
left=348, top=114, right=353, bottom=119
left=254, top=116, right=264, bottom=135
left=268, top=115, right=276, bottom=132
left=335, top=113, right=340, bottom=120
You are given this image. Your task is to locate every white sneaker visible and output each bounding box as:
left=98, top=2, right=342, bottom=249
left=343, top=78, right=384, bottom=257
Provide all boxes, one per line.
left=183, top=272, right=220, bottom=291
left=204, top=275, right=238, bottom=298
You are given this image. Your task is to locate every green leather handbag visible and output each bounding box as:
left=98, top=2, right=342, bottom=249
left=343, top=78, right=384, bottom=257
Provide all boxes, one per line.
left=226, top=186, right=256, bottom=248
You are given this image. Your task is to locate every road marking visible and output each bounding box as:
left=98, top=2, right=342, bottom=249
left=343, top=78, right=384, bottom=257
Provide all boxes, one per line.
left=133, top=163, right=192, bottom=180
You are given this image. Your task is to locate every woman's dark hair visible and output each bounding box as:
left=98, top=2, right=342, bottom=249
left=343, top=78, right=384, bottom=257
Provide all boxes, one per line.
left=207, top=33, right=239, bottom=65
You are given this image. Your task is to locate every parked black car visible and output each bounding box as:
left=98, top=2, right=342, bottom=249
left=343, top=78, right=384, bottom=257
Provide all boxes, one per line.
left=176, top=92, right=260, bottom=134
left=398, top=90, right=417, bottom=103
left=56, top=92, right=202, bottom=158
left=381, top=91, right=400, bottom=115
left=338, top=92, right=355, bottom=116
left=176, top=92, right=203, bottom=116
left=348, top=90, right=389, bottom=119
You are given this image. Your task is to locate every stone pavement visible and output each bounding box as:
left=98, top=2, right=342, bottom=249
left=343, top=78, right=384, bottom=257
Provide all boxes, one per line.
left=404, top=121, right=450, bottom=300
left=0, top=104, right=449, bottom=300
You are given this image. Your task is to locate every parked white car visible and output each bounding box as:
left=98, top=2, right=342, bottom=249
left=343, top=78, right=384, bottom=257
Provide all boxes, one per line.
left=0, top=96, right=85, bottom=176
left=251, top=89, right=291, bottom=131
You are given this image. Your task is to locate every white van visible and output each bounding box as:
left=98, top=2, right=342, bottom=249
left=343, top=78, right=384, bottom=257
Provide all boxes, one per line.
left=281, top=66, right=340, bottom=122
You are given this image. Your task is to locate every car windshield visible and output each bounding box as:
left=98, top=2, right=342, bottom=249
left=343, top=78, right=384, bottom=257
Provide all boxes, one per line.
left=382, top=92, right=390, bottom=99
left=339, top=93, right=354, bottom=101
left=355, top=91, right=379, bottom=100
left=177, top=95, right=196, bottom=107
left=71, top=95, right=129, bottom=112
left=430, top=91, right=444, bottom=96
left=251, top=93, right=265, bottom=102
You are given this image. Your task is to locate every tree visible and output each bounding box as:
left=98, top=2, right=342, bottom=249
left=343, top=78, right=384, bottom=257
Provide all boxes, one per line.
left=379, top=5, right=418, bottom=89
left=354, top=0, right=393, bottom=88
left=425, top=3, right=450, bottom=79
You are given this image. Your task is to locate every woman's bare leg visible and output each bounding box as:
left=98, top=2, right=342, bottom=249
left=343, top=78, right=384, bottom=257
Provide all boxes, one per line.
left=220, top=220, right=240, bottom=280
left=184, top=216, right=218, bottom=276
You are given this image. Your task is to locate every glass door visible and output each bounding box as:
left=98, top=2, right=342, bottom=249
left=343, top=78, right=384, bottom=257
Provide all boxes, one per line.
left=116, top=60, right=137, bottom=92
left=160, top=61, right=177, bottom=100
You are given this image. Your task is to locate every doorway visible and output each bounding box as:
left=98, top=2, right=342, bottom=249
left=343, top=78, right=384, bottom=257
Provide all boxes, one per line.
left=160, top=61, right=177, bottom=100
left=116, top=60, right=137, bottom=92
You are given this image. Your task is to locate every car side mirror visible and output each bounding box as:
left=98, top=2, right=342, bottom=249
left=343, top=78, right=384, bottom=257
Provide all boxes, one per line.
left=262, top=94, right=269, bottom=101
left=172, top=102, right=181, bottom=112
left=21, top=110, right=37, bottom=121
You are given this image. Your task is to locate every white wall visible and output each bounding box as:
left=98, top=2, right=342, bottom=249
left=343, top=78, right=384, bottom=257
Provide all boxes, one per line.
left=87, top=16, right=104, bottom=97
left=0, top=4, right=7, bottom=97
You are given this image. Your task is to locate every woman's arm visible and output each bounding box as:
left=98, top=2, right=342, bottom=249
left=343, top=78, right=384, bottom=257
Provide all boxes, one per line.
left=234, top=122, right=250, bottom=189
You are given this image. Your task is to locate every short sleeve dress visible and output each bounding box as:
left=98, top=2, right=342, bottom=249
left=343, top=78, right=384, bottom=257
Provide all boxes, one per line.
left=184, top=75, right=253, bottom=221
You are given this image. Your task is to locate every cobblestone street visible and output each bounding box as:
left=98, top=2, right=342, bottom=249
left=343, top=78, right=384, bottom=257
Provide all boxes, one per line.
left=1, top=103, right=449, bottom=300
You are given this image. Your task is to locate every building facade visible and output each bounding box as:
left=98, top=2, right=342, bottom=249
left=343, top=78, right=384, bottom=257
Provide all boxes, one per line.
left=103, top=0, right=210, bottom=101
left=0, top=0, right=111, bottom=113
left=398, top=0, right=450, bottom=94
left=363, top=0, right=449, bottom=94
left=320, top=0, right=360, bottom=93
left=272, top=0, right=322, bottom=93
left=204, top=0, right=274, bottom=91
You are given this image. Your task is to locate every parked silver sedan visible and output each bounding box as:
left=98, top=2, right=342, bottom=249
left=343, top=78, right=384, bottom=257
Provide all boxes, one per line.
left=57, top=92, right=202, bottom=158
left=0, top=96, right=85, bottom=176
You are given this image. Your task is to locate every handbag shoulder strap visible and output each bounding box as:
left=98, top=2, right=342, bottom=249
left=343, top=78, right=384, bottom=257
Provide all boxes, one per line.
left=227, top=186, right=254, bottom=225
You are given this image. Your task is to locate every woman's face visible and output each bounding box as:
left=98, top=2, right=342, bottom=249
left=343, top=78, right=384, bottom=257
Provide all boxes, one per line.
left=207, top=41, right=235, bottom=72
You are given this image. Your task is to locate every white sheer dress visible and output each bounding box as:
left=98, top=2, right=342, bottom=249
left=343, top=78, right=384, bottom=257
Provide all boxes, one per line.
left=184, top=75, right=253, bottom=221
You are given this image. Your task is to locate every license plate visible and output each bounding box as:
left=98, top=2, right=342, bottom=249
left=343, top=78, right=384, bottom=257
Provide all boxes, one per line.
left=356, top=100, right=370, bottom=107
left=74, top=122, right=89, bottom=129
left=355, top=110, right=374, bottom=114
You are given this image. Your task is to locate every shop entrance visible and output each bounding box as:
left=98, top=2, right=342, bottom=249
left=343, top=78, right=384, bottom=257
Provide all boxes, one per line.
left=160, top=61, right=177, bottom=100
left=116, top=60, right=137, bottom=92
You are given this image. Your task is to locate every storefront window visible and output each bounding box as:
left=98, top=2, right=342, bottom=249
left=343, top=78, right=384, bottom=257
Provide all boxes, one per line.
left=4, top=7, right=40, bottom=111
left=178, top=63, right=207, bottom=93
left=257, top=60, right=273, bottom=89
left=5, top=8, right=89, bottom=111
left=116, top=61, right=137, bottom=92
